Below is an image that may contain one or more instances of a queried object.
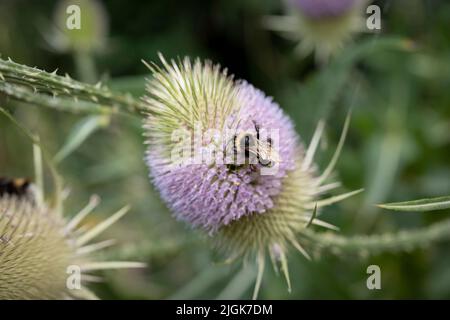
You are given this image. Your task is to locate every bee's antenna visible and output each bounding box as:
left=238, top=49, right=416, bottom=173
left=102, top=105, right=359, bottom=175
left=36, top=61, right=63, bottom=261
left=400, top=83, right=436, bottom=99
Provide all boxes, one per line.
left=252, top=120, right=260, bottom=140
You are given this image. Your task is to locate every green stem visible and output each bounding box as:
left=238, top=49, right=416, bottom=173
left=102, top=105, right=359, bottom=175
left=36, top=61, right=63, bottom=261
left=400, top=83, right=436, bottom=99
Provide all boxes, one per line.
left=301, top=219, right=450, bottom=256
left=73, top=50, right=98, bottom=84
left=102, top=237, right=191, bottom=261
left=0, top=57, right=146, bottom=114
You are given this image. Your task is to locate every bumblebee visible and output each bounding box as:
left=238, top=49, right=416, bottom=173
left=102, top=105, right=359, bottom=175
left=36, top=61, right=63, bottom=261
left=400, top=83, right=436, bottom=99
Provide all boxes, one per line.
left=228, top=121, right=280, bottom=170
left=0, top=177, right=31, bottom=197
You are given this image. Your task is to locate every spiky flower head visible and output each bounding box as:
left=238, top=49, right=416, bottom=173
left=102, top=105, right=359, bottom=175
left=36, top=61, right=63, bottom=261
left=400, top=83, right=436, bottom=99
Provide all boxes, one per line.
left=143, top=55, right=359, bottom=297
left=0, top=179, right=144, bottom=299
left=265, top=0, right=369, bottom=62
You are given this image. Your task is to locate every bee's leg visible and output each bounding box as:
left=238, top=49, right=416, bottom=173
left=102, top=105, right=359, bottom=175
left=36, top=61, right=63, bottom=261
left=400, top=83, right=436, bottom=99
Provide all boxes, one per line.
left=253, top=120, right=260, bottom=140
left=233, top=135, right=238, bottom=164
left=244, top=135, right=251, bottom=161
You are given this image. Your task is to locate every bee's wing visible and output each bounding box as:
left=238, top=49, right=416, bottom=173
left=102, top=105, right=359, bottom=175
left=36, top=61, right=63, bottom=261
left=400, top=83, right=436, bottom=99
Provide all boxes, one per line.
left=255, top=140, right=281, bottom=163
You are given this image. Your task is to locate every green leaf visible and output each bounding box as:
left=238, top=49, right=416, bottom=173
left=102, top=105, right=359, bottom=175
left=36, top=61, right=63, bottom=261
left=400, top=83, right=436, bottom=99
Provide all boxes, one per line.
left=378, top=196, right=450, bottom=212
left=54, top=114, right=110, bottom=163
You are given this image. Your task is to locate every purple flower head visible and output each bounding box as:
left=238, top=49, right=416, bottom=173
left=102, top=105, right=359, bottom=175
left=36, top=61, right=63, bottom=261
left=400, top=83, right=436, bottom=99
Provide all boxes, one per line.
left=143, top=55, right=359, bottom=298
left=145, top=60, right=299, bottom=232
left=290, top=0, right=357, bottom=19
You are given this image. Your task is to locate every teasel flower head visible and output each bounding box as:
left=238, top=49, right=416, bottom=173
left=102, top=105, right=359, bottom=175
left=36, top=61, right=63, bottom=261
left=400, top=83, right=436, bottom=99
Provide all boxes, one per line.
left=0, top=177, right=145, bottom=299
left=143, top=55, right=361, bottom=298
left=265, top=0, right=369, bottom=63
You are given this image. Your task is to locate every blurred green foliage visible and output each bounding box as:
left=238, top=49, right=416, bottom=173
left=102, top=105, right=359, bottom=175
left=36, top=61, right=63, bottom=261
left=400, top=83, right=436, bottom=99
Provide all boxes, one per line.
left=0, top=0, right=449, bottom=299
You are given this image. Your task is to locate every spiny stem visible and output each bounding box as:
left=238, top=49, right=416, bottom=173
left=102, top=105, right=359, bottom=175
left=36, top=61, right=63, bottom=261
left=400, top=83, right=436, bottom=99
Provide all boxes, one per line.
left=0, top=57, right=146, bottom=114
left=301, top=219, right=450, bottom=256
left=101, top=237, right=191, bottom=261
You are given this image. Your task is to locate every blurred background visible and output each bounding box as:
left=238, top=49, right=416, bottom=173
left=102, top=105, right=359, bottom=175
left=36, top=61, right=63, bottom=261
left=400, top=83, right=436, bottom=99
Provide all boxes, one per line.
left=0, top=0, right=449, bottom=299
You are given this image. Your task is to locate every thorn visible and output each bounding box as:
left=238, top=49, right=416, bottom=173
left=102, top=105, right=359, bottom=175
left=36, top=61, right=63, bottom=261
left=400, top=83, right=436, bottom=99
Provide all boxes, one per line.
left=308, top=189, right=364, bottom=209
left=141, top=59, right=152, bottom=70
left=291, top=239, right=311, bottom=261
left=305, top=203, right=317, bottom=228
left=317, top=110, right=352, bottom=185
left=252, top=254, right=266, bottom=300
left=76, top=205, right=131, bottom=246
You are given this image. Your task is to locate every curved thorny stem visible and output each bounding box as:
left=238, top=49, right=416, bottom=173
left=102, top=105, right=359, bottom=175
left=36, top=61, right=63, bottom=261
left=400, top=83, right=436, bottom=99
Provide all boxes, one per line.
left=301, top=219, right=450, bottom=256
left=0, top=57, right=146, bottom=114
